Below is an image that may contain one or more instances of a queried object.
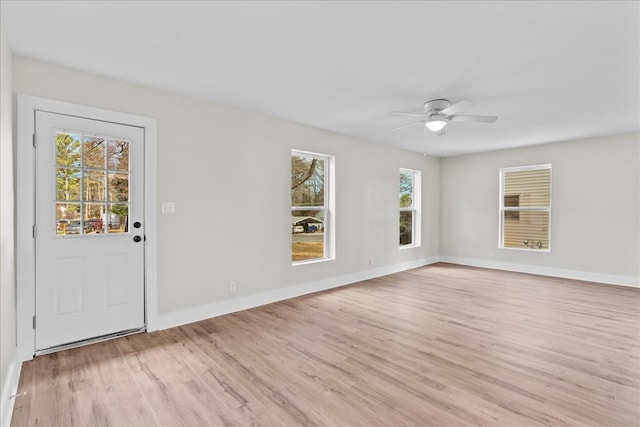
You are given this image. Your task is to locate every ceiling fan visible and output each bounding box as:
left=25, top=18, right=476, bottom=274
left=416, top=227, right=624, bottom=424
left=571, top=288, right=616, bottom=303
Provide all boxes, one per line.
left=393, top=99, right=498, bottom=136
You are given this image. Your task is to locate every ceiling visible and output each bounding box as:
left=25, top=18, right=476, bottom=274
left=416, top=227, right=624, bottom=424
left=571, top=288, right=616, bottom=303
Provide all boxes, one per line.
left=1, top=1, right=638, bottom=157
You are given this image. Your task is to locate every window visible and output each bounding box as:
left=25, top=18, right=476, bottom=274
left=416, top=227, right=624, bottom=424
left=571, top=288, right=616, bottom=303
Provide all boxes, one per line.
left=400, top=168, right=421, bottom=248
left=500, top=164, right=551, bottom=250
left=55, top=131, right=130, bottom=236
left=291, top=150, right=333, bottom=263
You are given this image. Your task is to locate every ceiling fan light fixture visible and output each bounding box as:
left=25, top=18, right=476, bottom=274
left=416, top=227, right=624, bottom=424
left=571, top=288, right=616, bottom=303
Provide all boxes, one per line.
left=425, top=118, right=447, bottom=132
left=393, top=99, right=497, bottom=136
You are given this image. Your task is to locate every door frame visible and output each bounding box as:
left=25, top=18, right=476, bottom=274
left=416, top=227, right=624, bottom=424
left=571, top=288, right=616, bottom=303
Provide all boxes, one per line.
left=16, top=95, right=158, bottom=362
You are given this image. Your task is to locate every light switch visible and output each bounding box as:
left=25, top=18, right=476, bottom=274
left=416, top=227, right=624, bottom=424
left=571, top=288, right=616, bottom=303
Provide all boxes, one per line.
left=161, top=202, right=176, bottom=215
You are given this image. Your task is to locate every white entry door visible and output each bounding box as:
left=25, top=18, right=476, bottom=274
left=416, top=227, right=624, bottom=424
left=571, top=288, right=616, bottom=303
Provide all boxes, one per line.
left=34, top=111, right=145, bottom=352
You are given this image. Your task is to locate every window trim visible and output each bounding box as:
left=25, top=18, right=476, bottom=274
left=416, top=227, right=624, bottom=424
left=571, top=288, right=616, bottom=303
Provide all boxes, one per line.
left=499, top=163, right=552, bottom=252
left=291, top=149, right=335, bottom=265
left=399, top=168, right=421, bottom=249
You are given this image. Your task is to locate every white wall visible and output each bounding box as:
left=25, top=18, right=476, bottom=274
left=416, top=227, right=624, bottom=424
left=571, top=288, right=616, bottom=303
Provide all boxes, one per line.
left=440, top=134, right=640, bottom=285
left=0, top=19, right=18, bottom=427
left=12, top=57, right=440, bottom=324
left=10, top=54, right=637, bottom=355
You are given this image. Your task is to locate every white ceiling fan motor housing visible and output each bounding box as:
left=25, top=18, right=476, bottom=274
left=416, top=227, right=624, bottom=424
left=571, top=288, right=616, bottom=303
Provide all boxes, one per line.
left=423, top=99, right=451, bottom=116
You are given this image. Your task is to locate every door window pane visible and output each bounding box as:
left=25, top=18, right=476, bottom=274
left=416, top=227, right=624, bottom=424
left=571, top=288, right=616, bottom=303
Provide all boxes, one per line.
left=108, top=139, right=129, bottom=171
left=109, top=173, right=129, bottom=202
left=56, top=168, right=81, bottom=201
left=83, top=137, right=106, bottom=168
left=56, top=132, right=81, bottom=167
left=107, top=204, right=128, bottom=233
left=56, top=202, right=80, bottom=235
left=84, top=203, right=105, bottom=234
left=83, top=170, right=106, bottom=202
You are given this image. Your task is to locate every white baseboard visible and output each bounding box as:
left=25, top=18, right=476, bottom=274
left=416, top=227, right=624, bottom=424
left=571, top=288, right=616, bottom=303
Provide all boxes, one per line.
left=1, top=353, right=22, bottom=427
left=439, top=256, right=640, bottom=288
left=154, top=257, right=440, bottom=331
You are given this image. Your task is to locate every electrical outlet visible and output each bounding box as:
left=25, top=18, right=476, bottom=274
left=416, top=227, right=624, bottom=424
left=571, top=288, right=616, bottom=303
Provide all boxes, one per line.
left=369, top=257, right=374, bottom=266
left=489, top=251, right=495, bottom=258
left=229, top=281, right=237, bottom=293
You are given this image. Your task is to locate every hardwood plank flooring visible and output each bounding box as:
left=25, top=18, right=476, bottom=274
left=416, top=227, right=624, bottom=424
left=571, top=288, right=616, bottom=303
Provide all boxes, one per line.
left=11, top=263, right=640, bottom=426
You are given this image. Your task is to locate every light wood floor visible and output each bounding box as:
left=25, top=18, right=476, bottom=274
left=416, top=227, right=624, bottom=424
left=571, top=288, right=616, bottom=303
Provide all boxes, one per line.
left=11, top=263, right=640, bottom=426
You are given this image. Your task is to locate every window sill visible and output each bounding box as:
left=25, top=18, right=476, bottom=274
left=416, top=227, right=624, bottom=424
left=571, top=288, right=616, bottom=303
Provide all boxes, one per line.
left=292, top=257, right=334, bottom=267
left=399, top=244, right=420, bottom=250
left=500, top=246, right=550, bottom=253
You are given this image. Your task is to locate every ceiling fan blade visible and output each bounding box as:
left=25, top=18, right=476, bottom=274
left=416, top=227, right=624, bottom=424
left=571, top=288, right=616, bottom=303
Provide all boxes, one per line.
left=448, top=114, right=498, bottom=123
left=440, top=100, right=471, bottom=116
left=393, top=120, right=426, bottom=131
left=392, top=111, right=425, bottom=118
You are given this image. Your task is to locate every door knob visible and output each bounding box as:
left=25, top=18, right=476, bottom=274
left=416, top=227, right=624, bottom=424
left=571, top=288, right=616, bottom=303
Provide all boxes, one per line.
left=133, top=235, right=142, bottom=242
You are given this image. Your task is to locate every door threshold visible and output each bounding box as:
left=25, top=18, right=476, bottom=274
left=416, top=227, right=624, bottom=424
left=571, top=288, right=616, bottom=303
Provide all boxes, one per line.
left=35, top=326, right=146, bottom=356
